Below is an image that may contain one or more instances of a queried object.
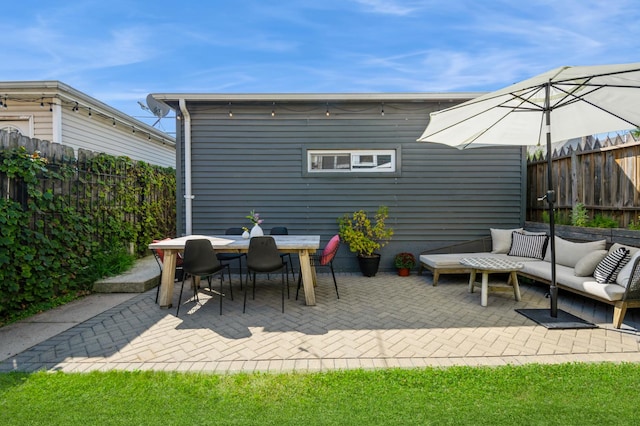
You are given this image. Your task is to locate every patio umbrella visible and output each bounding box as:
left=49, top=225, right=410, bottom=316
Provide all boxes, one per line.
left=417, top=62, right=640, bottom=323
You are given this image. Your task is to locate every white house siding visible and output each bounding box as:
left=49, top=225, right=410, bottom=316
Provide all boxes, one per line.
left=61, top=109, right=175, bottom=167
left=166, top=96, right=525, bottom=272
left=0, top=82, right=175, bottom=168
left=0, top=100, right=53, bottom=141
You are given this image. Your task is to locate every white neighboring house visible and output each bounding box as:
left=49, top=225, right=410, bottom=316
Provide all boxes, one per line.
left=0, top=81, right=175, bottom=167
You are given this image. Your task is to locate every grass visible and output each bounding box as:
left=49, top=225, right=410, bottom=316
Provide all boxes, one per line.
left=2, top=363, right=640, bottom=425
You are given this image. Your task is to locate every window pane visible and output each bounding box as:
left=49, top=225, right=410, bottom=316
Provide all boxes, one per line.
left=308, top=150, right=395, bottom=173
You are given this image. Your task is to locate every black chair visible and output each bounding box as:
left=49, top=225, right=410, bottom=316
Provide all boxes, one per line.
left=269, top=226, right=295, bottom=282
left=152, top=238, right=184, bottom=304
left=217, top=227, right=246, bottom=288
left=297, top=234, right=340, bottom=300
left=244, top=236, right=289, bottom=313
left=177, top=239, right=232, bottom=316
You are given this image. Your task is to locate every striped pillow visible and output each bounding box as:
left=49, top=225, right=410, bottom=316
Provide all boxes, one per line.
left=594, top=247, right=630, bottom=283
left=508, top=231, right=549, bottom=259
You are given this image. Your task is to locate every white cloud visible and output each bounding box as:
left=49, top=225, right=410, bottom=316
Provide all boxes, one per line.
left=351, top=0, right=419, bottom=15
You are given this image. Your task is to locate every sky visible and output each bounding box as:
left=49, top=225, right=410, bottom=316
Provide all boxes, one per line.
left=2, top=0, right=639, bottom=134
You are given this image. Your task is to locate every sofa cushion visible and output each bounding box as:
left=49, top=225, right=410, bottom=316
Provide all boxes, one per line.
left=594, top=247, right=630, bottom=284
left=574, top=250, right=608, bottom=277
left=519, top=261, right=625, bottom=301
left=508, top=231, right=548, bottom=259
left=491, top=228, right=523, bottom=254
left=544, top=236, right=607, bottom=268
left=419, top=252, right=535, bottom=269
left=616, top=249, right=640, bottom=288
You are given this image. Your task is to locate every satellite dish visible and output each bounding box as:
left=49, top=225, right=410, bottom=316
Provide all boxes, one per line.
left=146, top=94, right=170, bottom=118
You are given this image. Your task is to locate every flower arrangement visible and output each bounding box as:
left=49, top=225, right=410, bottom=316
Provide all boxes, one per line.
left=394, top=252, right=416, bottom=269
left=246, top=210, right=264, bottom=226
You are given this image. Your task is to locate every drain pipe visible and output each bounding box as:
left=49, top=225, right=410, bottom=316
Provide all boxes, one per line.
left=179, top=98, right=193, bottom=235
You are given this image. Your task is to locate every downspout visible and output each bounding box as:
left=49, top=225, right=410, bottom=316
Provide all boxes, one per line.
left=179, top=99, right=193, bottom=235
left=51, top=99, right=62, bottom=143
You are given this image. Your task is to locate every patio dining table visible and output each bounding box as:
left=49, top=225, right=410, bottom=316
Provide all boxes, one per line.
left=149, top=235, right=321, bottom=308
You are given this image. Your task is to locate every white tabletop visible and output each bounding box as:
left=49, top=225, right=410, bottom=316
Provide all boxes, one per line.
left=149, top=235, right=320, bottom=251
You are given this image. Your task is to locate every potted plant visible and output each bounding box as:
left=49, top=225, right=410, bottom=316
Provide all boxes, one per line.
left=338, top=205, right=394, bottom=276
left=394, top=252, right=416, bottom=276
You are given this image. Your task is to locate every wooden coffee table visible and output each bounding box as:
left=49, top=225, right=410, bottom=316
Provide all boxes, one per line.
left=460, top=257, right=524, bottom=307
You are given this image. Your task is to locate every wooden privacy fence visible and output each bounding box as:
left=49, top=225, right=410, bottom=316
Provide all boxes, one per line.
left=0, top=130, right=176, bottom=253
left=527, top=133, right=640, bottom=227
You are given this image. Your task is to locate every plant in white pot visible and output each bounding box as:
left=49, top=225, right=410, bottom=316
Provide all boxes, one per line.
left=338, top=205, right=393, bottom=277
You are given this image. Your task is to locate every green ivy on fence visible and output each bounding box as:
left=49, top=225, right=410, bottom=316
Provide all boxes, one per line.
left=0, top=147, right=176, bottom=321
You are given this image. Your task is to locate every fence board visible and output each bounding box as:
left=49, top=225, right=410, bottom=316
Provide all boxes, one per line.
left=527, top=134, right=640, bottom=227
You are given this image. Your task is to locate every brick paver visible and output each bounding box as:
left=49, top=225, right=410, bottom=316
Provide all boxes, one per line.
left=2, top=272, right=640, bottom=373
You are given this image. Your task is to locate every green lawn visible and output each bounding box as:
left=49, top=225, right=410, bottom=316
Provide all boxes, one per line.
left=2, top=363, right=640, bottom=425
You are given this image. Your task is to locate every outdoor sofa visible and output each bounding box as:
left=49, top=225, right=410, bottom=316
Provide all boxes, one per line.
left=419, top=228, right=640, bottom=328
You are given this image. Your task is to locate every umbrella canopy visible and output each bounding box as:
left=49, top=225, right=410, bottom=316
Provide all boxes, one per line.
left=418, top=62, right=640, bottom=319
left=418, top=62, right=640, bottom=148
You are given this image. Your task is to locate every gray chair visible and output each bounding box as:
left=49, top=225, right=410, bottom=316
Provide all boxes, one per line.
left=217, top=227, right=246, bottom=288
left=244, top=236, right=289, bottom=313
left=269, top=226, right=295, bottom=282
left=177, top=239, right=232, bottom=316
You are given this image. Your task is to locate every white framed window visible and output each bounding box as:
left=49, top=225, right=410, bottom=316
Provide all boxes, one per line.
left=0, top=115, right=33, bottom=137
left=308, top=150, right=396, bottom=173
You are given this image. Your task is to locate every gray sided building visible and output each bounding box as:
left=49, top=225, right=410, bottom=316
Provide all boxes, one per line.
left=150, top=93, right=526, bottom=272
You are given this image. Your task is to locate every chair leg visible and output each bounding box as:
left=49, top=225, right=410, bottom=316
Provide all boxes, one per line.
left=243, top=276, right=248, bottom=314
left=176, top=274, right=189, bottom=316
left=226, top=265, right=234, bottom=301
left=330, top=263, right=339, bottom=299
left=284, top=262, right=290, bottom=299
left=295, top=269, right=302, bottom=300
left=281, top=268, right=286, bottom=313
left=243, top=267, right=253, bottom=313
left=219, top=273, right=224, bottom=315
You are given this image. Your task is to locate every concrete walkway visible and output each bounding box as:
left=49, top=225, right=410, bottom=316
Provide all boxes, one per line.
left=2, top=260, right=640, bottom=373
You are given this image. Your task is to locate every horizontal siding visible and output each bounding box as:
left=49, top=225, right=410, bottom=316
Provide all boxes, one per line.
left=0, top=100, right=53, bottom=141
left=178, top=99, right=525, bottom=272
left=62, top=112, right=175, bottom=167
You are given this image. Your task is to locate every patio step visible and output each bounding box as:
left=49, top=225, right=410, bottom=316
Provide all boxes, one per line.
left=93, top=255, right=160, bottom=293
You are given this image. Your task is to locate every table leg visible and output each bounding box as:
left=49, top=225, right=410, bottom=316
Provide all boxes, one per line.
left=158, top=249, right=177, bottom=308
left=298, top=250, right=316, bottom=306
left=468, top=270, right=477, bottom=293
left=481, top=272, right=489, bottom=307
left=510, top=271, right=521, bottom=301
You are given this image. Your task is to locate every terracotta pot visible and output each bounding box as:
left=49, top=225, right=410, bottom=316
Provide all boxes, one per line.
left=397, top=268, right=410, bottom=276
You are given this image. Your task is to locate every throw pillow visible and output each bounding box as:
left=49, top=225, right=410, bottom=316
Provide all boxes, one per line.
left=616, top=249, right=640, bottom=288
left=594, top=247, right=630, bottom=284
left=491, top=228, right=523, bottom=254
left=508, top=231, right=549, bottom=259
left=543, top=236, right=607, bottom=267
left=574, top=250, right=608, bottom=277
left=609, top=242, right=640, bottom=258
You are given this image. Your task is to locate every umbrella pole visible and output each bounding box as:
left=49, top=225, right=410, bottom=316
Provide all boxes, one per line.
left=544, top=82, right=558, bottom=318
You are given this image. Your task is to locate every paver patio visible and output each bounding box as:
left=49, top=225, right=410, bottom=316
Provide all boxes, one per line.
left=2, top=271, right=640, bottom=373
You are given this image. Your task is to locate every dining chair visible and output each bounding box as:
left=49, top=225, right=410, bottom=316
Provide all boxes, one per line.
left=296, top=234, right=340, bottom=300
left=244, top=236, right=289, bottom=313
left=216, top=227, right=246, bottom=289
left=152, top=238, right=184, bottom=304
left=269, top=226, right=295, bottom=282
left=177, top=239, right=233, bottom=316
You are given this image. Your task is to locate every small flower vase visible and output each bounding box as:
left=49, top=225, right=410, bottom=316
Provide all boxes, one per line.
left=242, top=230, right=250, bottom=239
left=250, top=224, right=264, bottom=238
